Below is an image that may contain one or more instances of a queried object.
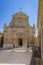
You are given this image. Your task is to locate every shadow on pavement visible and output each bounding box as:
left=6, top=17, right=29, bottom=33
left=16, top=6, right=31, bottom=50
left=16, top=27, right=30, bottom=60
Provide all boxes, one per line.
left=30, top=54, right=36, bottom=65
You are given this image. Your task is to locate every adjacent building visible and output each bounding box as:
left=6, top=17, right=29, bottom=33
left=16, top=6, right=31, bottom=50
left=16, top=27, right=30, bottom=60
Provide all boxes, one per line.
left=37, top=0, right=43, bottom=64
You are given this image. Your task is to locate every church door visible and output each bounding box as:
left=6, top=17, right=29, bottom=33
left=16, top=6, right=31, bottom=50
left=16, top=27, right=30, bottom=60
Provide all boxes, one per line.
left=18, top=38, right=23, bottom=46
left=0, top=36, right=4, bottom=47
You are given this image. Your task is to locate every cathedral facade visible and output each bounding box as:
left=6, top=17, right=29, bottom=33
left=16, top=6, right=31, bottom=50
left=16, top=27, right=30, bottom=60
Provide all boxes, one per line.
left=3, top=11, right=35, bottom=47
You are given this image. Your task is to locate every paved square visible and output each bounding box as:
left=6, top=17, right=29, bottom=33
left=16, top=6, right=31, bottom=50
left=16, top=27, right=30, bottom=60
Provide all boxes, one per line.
left=0, top=49, right=32, bottom=65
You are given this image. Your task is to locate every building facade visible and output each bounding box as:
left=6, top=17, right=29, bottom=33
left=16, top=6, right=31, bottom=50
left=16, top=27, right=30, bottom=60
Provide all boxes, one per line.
left=37, top=0, right=43, bottom=64
left=3, top=11, right=35, bottom=47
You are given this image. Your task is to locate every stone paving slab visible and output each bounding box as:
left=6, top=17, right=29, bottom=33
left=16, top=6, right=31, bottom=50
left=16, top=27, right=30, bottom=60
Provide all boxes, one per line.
left=0, top=50, right=32, bottom=65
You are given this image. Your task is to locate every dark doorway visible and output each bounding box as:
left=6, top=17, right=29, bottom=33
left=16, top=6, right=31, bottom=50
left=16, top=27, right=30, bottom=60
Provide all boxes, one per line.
left=0, top=36, right=4, bottom=47
left=18, top=38, right=23, bottom=46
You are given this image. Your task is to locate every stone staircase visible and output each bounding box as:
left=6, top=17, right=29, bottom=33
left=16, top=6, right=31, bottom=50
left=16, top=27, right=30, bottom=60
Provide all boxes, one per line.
left=13, top=45, right=27, bottom=52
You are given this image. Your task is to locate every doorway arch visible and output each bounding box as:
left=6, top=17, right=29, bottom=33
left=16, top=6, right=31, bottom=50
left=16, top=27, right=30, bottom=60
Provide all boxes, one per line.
left=0, top=36, right=4, bottom=47
left=18, top=38, right=23, bottom=46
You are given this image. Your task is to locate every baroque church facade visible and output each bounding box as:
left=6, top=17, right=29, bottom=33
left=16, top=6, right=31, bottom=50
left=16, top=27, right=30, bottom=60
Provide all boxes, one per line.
left=1, top=11, right=35, bottom=47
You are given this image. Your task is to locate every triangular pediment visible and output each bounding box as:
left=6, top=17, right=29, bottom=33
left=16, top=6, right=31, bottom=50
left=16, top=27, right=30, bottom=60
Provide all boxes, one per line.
left=12, top=11, right=28, bottom=17
left=8, top=11, right=29, bottom=27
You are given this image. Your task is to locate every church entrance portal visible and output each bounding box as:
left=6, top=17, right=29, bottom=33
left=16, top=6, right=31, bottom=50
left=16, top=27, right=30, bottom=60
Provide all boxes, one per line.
left=18, top=38, right=23, bottom=46
left=0, top=36, right=4, bottom=47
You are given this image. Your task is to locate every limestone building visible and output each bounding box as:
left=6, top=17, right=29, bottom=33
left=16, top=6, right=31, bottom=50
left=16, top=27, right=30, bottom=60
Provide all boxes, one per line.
left=37, top=0, right=43, bottom=64
left=3, top=11, right=35, bottom=47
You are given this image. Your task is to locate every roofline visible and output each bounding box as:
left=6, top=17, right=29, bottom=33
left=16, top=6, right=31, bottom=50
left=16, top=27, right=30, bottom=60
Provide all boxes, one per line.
left=12, top=11, right=29, bottom=17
